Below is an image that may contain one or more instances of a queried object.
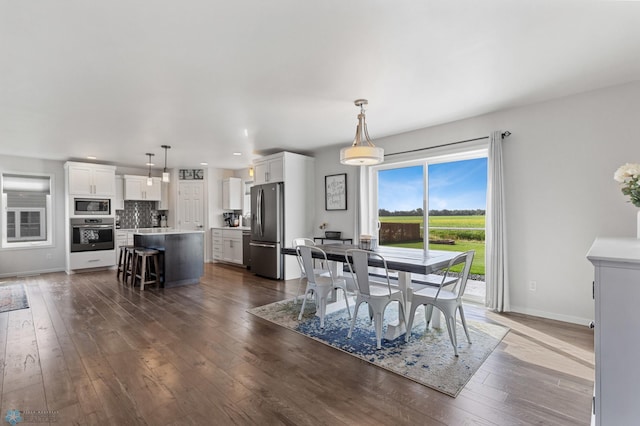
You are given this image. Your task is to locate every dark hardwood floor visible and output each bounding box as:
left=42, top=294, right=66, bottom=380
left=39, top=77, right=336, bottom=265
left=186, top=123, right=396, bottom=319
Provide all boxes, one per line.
left=0, top=263, right=594, bottom=425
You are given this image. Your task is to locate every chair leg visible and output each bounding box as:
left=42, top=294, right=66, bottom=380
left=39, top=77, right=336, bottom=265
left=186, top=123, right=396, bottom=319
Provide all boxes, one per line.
left=318, top=294, right=327, bottom=329
left=374, top=311, right=383, bottom=349
left=348, top=300, right=362, bottom=339
left=424, top=304, right=434, bottom=327
left=445, top=313, right=459, bottom=357
left=458, top=305, right=472, bottom=344
left=139, top=255, right=148, bottom=291
left=298, top=287, right=311, bottom=320
left=341, top=288, right=351, bottom=319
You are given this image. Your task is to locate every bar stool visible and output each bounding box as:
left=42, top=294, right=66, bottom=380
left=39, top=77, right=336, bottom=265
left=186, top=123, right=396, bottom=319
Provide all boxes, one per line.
left=131, top=248, right=160, bottom=291
left=116, top=245, right=135, bottom=282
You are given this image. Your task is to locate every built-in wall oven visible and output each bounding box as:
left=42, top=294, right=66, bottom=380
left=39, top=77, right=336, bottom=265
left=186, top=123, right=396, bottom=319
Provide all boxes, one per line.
left=73, top=198, right=111, bottom=216
left=70, top=218, right=115, bottom=252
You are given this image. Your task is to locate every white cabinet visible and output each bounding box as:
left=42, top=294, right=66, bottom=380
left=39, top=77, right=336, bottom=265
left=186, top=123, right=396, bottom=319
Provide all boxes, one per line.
left=211, top=229, right=223, bottom=261
left=222, top=177, right=242, bottom=210
left=587, top=237, right=640, bottom=426
left=70, top=250, right=115, bottom=270
left=114, top=175, right=125, bottom=210
left=158, top=182, right=169, bottom=210
left=253, top=155, right=284, bottom=184
left=65, top=162, right=116, bottom=196
left=124, top=175, right=162, bottom=201
left=211, top=228, right=243, bottom=265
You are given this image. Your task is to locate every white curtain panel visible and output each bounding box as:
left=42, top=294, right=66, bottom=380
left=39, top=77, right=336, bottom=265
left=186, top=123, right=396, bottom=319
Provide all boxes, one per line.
left=485, top=130, right=510, bottom=312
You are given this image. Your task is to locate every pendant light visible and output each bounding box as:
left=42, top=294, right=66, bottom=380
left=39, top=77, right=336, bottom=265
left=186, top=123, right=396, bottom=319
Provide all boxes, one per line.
left=146, top=153, right=155, bottom=186
left=340, top=99, right=384, bottom=166
left=161, top=144, right=171, bottom=183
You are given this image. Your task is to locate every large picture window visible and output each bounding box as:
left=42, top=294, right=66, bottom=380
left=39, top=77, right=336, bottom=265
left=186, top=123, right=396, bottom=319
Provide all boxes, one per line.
left=1, top=173, right=53, bottom=248
left=370, top=149, right=487, bottom=301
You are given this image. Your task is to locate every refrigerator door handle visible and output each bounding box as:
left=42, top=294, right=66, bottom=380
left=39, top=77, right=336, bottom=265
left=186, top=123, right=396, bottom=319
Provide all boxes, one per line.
left=259, top=188, right=264, bottom=237
left=250, top=242, right=276, bottom=248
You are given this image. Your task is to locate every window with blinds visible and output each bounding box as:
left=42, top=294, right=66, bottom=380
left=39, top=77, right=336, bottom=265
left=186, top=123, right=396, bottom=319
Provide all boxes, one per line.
left=2, top=173, right=52, bottom=247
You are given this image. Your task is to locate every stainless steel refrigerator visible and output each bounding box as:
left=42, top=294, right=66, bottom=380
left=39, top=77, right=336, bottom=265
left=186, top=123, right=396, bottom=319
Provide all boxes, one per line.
left=250, top=182, right=284, bottom=279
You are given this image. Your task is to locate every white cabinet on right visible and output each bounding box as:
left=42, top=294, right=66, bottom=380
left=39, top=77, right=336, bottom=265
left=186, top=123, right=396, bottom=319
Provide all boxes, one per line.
left=587, top=237, right=640, bottom=426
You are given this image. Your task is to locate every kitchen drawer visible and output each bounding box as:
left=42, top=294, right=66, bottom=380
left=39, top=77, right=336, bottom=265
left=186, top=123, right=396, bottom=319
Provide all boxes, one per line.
left=212, top=229, right=223, bottom=238
left=70, top=250, right=115, bottom=270
left=222, top=229, right=242, bottom=240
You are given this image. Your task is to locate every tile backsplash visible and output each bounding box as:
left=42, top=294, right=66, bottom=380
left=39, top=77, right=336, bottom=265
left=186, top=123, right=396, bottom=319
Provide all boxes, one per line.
left=116, top=200, right=167, bottom=229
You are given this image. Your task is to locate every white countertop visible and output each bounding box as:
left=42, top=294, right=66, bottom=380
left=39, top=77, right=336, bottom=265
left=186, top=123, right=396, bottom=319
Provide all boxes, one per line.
left=123, top=228, right=204, bottom=235
left=587, top=237, right=640, bottom=264
left=211, top=226, right=250, bottom=231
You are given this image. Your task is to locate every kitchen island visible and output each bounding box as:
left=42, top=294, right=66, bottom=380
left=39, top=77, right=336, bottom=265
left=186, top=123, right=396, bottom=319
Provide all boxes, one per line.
left=133, top=229, right=204, bottom=288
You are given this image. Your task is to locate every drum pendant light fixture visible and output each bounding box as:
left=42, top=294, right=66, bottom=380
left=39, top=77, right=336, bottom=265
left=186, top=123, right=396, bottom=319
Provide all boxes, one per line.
left=340, top=99, right=384, bottom=166
left=146, top=153, right=154, bottom=186
left=161, top=145, right=171, bottom=183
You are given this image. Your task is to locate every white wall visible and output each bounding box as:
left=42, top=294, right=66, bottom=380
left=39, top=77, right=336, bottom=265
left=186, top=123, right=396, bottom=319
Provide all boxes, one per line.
left=312, top=81, right=640, bottom=325
left=0, top=155, right=67, bottom=277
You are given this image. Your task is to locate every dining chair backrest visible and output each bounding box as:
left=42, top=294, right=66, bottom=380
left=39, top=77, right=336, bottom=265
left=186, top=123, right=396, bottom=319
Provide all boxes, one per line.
left=292, top=237, right=316, bottom=247
left=292, top=238, right=316, bottom=274
left=296, top=245, right=331, bottom=285
left=344, top=249, right=392, bottom=297
left=434, top=250, right=475, bottom=300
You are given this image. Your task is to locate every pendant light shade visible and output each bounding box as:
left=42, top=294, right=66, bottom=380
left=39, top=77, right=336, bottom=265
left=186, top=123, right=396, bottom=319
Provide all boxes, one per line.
left=340, top=99, right=384, bottom=166
left=146, top=153, right=154, bottom=186
left=161, top=145, right=171, bottom=183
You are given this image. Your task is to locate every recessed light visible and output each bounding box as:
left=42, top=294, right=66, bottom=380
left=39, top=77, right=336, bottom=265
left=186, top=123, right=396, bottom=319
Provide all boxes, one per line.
left=200, top=162, right=208, bottom=166
left=244, top=129, right=249, bottom=137
left=87, top=156, right=96, bottom=160
left=233, top=152, right=242, bottom=156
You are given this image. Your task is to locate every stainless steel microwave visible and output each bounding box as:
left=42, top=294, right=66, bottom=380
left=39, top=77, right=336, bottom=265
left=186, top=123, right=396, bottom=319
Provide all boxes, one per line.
left=74, top=198, right=111, bottom=215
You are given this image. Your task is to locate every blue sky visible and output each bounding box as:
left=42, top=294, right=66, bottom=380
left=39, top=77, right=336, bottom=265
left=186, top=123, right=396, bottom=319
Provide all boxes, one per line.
left=378, top=158, right=487, bottom=212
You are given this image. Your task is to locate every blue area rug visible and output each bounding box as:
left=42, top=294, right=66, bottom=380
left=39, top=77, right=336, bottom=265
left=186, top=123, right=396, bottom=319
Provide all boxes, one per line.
left=248, top=298, right=509, bottom=397
left=0, top=283, right=29, bottom=313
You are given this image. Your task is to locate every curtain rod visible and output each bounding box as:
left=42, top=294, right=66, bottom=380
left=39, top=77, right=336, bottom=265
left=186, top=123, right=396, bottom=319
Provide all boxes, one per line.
left=384, top=131, right=511, bottom=158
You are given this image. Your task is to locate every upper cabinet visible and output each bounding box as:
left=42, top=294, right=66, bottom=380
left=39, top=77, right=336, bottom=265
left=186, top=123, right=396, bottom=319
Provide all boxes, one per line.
left=253, top=155, right=284, bottom=185
left=222, top=177, right=242, bottom=210
left=158, top=181, right=169, bottom=210
left=124, top=175, right=162, bottom=201
left=65, top=162, right=116, bottom=196
left=114, top=175, right=125, bottom=210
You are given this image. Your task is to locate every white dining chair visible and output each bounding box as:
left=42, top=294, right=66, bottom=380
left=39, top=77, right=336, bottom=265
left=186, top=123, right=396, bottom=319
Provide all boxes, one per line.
left=344, top=249, right=406, bottom=350
left=404, top=250, right=475, bottom=356
left=291, top=237, right=329, bottom=303
left=297, top=245, right=351, bottom=329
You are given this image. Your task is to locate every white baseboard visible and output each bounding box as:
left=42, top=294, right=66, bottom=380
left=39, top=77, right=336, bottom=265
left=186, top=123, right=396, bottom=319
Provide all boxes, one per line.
left=0, top=267, right=66, bottom=279
left=510, top=304, right=592, bottom=326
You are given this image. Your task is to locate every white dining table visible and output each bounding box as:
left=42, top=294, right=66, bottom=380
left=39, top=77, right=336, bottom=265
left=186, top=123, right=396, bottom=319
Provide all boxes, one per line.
left=282, top=244, right=462, bottom=337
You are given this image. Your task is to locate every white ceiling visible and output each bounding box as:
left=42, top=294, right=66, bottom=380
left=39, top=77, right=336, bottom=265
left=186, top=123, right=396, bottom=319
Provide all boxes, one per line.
left=1, top=1, right=639, bottom=171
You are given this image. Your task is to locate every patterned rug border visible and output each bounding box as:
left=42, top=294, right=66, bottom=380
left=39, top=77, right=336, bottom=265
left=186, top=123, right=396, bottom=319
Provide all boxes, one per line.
left=248, top=298, right=509, bottom=397
left=0, top=283, right=30, bottom=313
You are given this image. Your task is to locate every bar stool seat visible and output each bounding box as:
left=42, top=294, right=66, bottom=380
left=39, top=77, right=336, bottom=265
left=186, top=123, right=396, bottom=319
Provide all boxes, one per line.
left=131, top=248, right=160, bottom=291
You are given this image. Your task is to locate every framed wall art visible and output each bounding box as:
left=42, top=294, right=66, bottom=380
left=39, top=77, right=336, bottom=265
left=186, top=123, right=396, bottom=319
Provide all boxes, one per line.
left=325, top=173, right=347, bottom=210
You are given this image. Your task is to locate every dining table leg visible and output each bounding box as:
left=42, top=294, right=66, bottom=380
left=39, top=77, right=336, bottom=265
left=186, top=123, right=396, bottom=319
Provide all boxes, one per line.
left=384, top=271, right=442, bottom=340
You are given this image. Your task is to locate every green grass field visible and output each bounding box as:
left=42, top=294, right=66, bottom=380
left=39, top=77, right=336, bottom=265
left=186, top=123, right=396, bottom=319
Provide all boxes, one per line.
left=380, top=215, right=485, bottom=275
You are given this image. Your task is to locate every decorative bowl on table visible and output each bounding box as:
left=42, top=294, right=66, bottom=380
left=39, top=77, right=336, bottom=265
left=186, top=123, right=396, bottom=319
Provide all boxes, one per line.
left=325, top=231, right=341, bottom=239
